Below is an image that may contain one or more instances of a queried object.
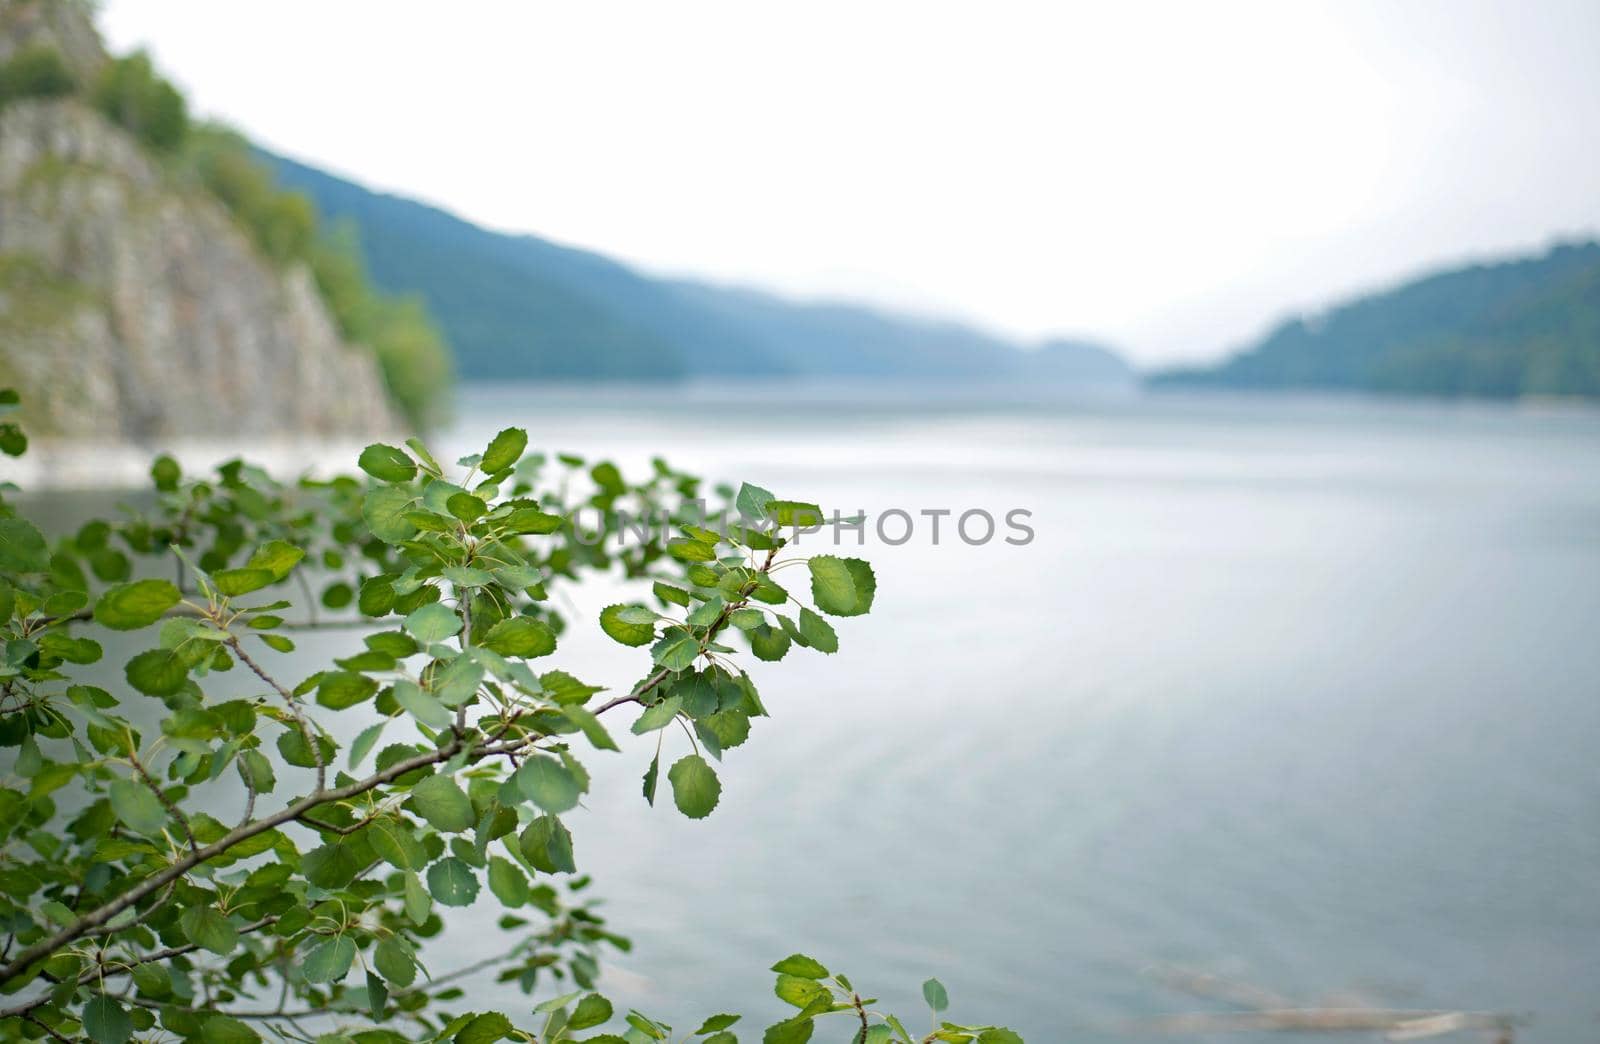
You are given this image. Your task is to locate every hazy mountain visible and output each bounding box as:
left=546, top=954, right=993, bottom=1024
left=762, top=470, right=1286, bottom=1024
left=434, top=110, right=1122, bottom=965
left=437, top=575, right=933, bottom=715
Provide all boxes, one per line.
left=1154, top=241, right=1600, bottom=399
left=261, top=151, right=1133, bottom=387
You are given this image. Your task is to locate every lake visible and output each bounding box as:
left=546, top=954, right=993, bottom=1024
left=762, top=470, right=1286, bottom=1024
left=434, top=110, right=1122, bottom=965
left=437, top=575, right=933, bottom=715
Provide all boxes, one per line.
left=19, top=383, right=1600, bottom=1041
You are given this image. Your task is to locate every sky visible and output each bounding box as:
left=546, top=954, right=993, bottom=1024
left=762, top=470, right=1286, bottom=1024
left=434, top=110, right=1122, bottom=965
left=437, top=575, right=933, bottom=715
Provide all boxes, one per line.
left=99, top=0, right=1600, bottom=366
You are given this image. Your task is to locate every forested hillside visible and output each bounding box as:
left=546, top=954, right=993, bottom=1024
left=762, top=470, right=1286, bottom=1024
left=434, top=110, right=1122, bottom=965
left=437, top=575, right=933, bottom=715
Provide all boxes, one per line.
left=263, top=152, right=1133, bottom=386
left=1155, top=242, right=1600, bottom=399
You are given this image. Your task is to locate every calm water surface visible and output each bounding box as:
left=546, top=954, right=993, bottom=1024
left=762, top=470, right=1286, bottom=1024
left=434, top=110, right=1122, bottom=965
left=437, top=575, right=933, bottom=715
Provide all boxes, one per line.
left=24, top=385, right=1600, bottom=1041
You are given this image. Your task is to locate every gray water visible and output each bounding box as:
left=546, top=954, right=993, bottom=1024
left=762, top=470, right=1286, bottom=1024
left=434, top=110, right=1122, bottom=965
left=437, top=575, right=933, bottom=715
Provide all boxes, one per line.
left=24, top=384, right=1600, bottom=1040
left=430, top=384, right=1600, bottom=1042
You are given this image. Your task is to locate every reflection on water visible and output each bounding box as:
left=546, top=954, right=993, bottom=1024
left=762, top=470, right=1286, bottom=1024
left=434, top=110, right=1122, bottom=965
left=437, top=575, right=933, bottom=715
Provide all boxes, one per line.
left=13, top=384, right=1600, bottom=1041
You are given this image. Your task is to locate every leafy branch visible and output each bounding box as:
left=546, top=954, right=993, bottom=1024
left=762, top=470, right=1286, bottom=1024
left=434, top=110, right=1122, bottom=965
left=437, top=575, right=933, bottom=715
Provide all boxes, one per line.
left=0, top=407, right=1018, bottom=1043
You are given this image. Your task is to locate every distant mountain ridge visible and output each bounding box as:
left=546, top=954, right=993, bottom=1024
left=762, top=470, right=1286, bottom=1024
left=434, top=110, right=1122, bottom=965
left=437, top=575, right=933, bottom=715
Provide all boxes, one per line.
left=260, top=151, right=1133, bottom=386
left=1155, top=241, right=1600, bottom=399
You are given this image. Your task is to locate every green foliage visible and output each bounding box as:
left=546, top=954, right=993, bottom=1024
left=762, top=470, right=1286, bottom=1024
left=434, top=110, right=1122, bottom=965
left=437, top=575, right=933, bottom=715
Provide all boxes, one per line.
left=0, top=397, right=1021, bottom=1041
left=0, top=45, right=75, bottom=108
left=91, top=50, right=188, bottom=151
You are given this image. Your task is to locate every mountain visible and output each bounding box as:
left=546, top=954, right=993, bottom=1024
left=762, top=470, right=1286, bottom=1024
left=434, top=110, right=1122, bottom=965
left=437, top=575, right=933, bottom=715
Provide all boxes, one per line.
left=260, top=151, right=1134, bottom=387
left=1154, top=241, right=1600, bottom=399
left=0, top=0, right=407, bottom=440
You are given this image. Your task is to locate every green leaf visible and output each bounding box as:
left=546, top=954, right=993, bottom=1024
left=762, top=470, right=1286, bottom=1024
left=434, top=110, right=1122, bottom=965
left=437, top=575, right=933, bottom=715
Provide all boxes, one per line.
left=366, top=970, right=388, bottom=1021
left=736, top=482, right=776, bottom=521
left=748, top=623, right=791, bottom=662
left=518, top=814, right=576, bottom=873
left=762, top=1017, right=814, bottom=1044
left=654, top=581, right=691, bottom=607
left=766, top=500, right=823, bottom=527
left=430, top=653, right=485, bottom=706
left=200, top=1015, right=260, bottom=1044
left=696, top=1014, right=742, bottom=1034
left=247, top=539, right=305, bottom=580
left=37, top=632, right=101, bottom=664
left=630, top=695, right=682, bottom=735
left=410, top=774, right=476, bottom=832
left=404, top=602, right=461, bottom=643
left=701, top=709, right=751, bottom=750
left=426, top=856, right=481, bottom=906
left=83, top=993, right=133, bottom=1044
left=316, top=671, right=377, bottom=710
left=108, top=778, right=165, bottom=834
left=503, top=507, right=564, bottom=535
left=797, top=608, right=838, bottom=653
left=94, top=579, right=181, bottom=630
left=599, top=604, right=655, bottom=647
left=403, top=871, right=431, bottom=924
left=302, top=841, right=360, bottom=889
left=258, top=633, right=295, bottom=654
left=570, top=994, right=614, bottom=1030
left=212, top=567, right=275, bottom=597
left=406, top=436, right=443, bottom=473
left=359, top=577, right=397, bottom=616
left=375, top=936, right=417, bottom=987
left=301, top=934, right=357, bottom=983
left=149, top=454, right=180, bottom=491
left=540, top=670, right=603, bottom=705
left=447, top=491, right=488, bottom=522
left=515, top=755, right=581, bottom=814
left=774, top=973, right=830, bottom=1009
left=642, top=754, right=660, bottom=807
left=770, top=954, right=830, bottom=979
left=806, top=556, right=876, bottom=617
left=367, top=818, right=427, bottom=872
left=480, top=427, right=528, bottom=473
left=277, top=728, right=333, bottom=769
left=481, top=616, right=557, bottom=658
left=669, top=537, right=717, bottom=562
left=686, top=595, right=725, bottom=627
left=0, top=518, right=48, bottom=573
left=976, top=1030, right=1024, bottom=1044
left=455, top=1012, right=513, bottom=1044
left=359, top=443, right=418, bottom=482
left=922, top=978, right=949, bottom=1012
left=363, top=485, right=419, bottom=543
left=651, top=627, right=700, bottom=671
left=349, top=721, right=386, bottom=768
left=393, top=679, right=451, bottom=730
left=180, top=904, right=238, bottom=955
left=667, top=755, right=720, bottom=819
left=487, top=855, right=529, bottom=907
left=237, top=749, right=276, bottom=793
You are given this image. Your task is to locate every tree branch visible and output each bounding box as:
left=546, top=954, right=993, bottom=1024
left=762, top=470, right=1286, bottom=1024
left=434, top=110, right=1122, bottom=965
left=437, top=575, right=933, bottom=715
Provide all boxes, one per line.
left=0, top=729, right=534, bottom=991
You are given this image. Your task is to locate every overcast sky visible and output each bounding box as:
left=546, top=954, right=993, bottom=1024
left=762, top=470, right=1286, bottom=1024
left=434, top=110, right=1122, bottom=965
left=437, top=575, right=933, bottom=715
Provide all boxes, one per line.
left=100, top=0, right=1599, bottom=366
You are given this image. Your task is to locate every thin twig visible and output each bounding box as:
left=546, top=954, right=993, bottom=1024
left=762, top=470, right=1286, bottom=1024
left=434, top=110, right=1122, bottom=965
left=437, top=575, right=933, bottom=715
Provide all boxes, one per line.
left=227, top=635, right=325, bottom=792
left=129, top=755, right=199, bottom=858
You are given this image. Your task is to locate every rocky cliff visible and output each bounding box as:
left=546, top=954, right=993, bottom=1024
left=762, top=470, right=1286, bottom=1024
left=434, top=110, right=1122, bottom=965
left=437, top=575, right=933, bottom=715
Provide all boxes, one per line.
left=0, top=1, right=400, bottom=443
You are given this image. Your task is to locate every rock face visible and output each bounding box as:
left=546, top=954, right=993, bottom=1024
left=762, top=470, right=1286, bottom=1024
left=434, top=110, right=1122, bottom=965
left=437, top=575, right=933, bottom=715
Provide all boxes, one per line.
left=0, top=99, right=402, bottom=441
left=0, top=2, right=401, bottom=442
